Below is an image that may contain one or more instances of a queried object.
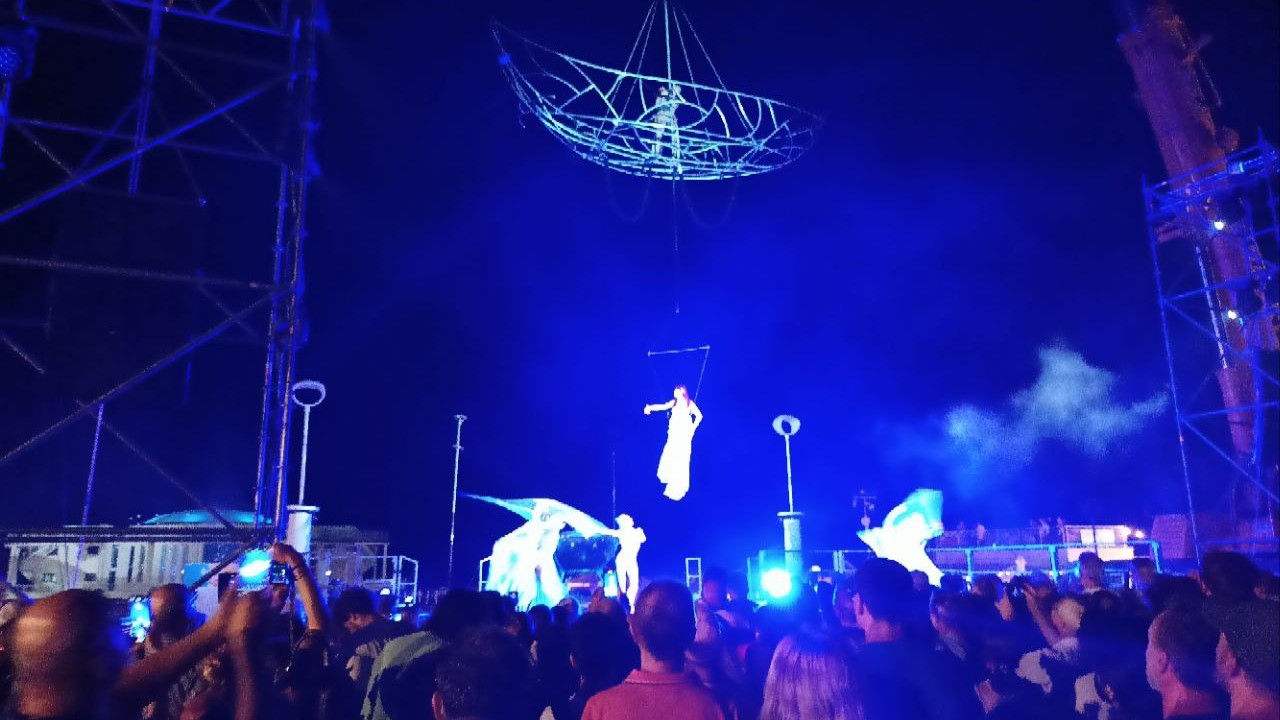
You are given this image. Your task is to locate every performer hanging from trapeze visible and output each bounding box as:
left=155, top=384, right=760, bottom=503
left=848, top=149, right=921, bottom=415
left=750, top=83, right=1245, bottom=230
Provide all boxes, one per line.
left=643, top=385, right=702, bottom=501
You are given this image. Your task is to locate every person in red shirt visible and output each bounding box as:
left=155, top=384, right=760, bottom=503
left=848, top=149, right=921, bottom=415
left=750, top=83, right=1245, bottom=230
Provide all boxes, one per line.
left=581, top=580, right=724, bottom=720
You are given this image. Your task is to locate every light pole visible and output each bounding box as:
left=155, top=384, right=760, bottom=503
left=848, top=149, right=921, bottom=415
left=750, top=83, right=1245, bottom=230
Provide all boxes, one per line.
left=772, top=415, right=803, bottom=578
left=287, top=380, right=326, bottom=553
left=448, top=414, right=467, bottom=588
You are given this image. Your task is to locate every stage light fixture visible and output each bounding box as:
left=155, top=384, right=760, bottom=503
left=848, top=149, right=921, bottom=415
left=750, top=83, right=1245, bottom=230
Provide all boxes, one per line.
left=0, top=23, right=36, bottom=82
left=1212, top=219, right=1227, bottom=231
left=809, top=565, right=821, bottom=573
left=379, top=588, right=391, bottom=596
left=1225, top=309, right=1240, bottom=321
left=761, top=568, right=793, bottom=600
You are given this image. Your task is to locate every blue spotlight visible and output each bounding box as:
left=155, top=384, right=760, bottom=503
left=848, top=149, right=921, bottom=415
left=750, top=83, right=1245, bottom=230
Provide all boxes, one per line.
left=239, top=549, right=271, bottom=587
left=761, top=568, right=793, bottom=600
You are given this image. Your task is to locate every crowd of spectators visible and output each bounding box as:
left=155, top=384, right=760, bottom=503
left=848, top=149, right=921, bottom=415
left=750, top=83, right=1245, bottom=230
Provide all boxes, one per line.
left=1, top=546, right=1277, bottom=720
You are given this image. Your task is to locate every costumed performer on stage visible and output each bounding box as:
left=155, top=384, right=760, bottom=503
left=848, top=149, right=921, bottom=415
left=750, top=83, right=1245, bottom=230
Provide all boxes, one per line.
left=610, top=514, right=647, bottom=610
left=857, top=488, right=946, bottom=586
left=484, top=501, right=568, bottom=609
left=643, top=384, right=702, bottom=501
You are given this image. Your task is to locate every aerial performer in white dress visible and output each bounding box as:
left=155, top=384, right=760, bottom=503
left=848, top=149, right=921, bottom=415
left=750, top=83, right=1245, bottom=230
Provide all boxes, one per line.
left=643, top=385, right=702, bottom=501
left=610, top=514, right=647, bottom=610
left=857, top=488, right=946, bottom=587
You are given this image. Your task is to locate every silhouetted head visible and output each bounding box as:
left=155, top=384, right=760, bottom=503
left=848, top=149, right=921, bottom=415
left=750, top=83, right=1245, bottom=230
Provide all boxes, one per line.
left=11, top=590, right=129, bottom=720
left=147, top=583, right=193, bottom=641
left=630, top=580, right=696, bottom=667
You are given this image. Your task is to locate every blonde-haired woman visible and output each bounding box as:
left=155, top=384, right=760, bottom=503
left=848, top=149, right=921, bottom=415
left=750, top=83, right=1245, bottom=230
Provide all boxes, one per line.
left=761, top=631, right=863, bottom=720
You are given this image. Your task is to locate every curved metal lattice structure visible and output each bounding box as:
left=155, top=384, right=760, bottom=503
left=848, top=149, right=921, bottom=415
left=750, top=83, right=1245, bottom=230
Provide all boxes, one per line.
left=494, top=1, right=819, bottom=181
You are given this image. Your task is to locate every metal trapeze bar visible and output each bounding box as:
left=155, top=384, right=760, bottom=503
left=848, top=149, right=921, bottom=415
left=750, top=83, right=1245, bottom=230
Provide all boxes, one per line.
left=0, top=289, right=281, bottom=469
left=10, top=116, right=281, bottom=164
left=0, top=256, right=277, bottom=292
left=647, top=345, right=711, bottom=356
left=97, top=0, right=290, bottom=37
left=0, top=76, right=285, bottom=224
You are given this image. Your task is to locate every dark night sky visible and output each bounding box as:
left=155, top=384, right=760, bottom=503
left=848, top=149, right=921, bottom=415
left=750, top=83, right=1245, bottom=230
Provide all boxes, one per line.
left=2, top=1, right=1278, bottom=586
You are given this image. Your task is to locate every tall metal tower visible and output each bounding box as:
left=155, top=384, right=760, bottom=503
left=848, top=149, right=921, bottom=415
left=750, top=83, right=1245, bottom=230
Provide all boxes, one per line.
left=0, top=0, right=321, bottom=561
left=1117, top=0, right=1279, bottom=556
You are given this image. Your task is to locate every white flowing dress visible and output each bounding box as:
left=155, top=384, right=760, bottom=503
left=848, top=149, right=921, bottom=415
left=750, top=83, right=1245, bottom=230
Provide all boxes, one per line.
left=657, top=403, right=696, bottom=500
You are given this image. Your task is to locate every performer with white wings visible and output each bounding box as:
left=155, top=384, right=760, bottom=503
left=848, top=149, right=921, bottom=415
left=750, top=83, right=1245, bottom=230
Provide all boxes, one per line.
left=468, top=495, right=613, bottom=610
left=857, top=488, right=946, bottom=587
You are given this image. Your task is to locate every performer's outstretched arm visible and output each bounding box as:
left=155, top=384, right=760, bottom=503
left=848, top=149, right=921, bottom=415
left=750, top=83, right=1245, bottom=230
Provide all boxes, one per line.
left=690, top=401, right=703, bottom=432
left=643, top=400, right=676, bottom=415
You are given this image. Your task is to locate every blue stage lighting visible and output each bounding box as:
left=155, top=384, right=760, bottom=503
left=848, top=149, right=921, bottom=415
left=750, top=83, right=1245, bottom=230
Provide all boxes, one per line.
left=761, top=568, right=793, bottom=600
left=239, top=549, right=271, bottom=586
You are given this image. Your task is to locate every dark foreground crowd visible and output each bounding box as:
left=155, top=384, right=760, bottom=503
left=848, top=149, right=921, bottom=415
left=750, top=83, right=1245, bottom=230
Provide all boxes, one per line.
left=0, top=544, right=1277, bottom=720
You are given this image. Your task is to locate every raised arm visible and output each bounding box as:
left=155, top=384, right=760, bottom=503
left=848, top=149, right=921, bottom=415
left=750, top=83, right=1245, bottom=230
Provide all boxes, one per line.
left=114, top=591, right=234, bottom=711
left=272, top=542, right=327, bottom=633
left=689, top=401, right=703, bottom=431
left=643, top=400, right=676, bottom=414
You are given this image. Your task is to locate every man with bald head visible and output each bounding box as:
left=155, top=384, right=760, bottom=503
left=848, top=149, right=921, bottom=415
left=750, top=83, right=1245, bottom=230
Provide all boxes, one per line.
left=145, top=584, right=195, bottom=649
left=581, top=579, right=723, bottom=720
left=137, top=584, right=202, bottom=720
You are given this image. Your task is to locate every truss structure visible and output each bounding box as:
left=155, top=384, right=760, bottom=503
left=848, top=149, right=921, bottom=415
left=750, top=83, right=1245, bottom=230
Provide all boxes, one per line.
left=1146, top=139, right=1280, bottom=555
left=493, top=1, right=819, bottom=181
left=0, top=0, right=320, bottom=557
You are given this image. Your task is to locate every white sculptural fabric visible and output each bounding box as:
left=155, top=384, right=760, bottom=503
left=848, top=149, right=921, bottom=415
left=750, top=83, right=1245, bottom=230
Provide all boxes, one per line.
left=657, top=404, right=696, bottom=500
left=467, top=495, right=612, bottom=610
left=485, top=512, right=566, bottom=609
left=857, top=488, right=946, bottom=586
left=612, top=514, right=646, bottom=610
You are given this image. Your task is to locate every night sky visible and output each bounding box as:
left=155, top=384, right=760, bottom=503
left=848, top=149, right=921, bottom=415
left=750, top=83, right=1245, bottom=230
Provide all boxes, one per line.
left=2, top=1, right=1278, bottom=586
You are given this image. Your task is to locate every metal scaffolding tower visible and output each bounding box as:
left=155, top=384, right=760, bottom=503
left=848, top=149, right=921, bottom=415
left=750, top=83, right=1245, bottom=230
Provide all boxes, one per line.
left=0, top=0, right=320, bottom=556
left=1146, top=140, right=1280, bottom=556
